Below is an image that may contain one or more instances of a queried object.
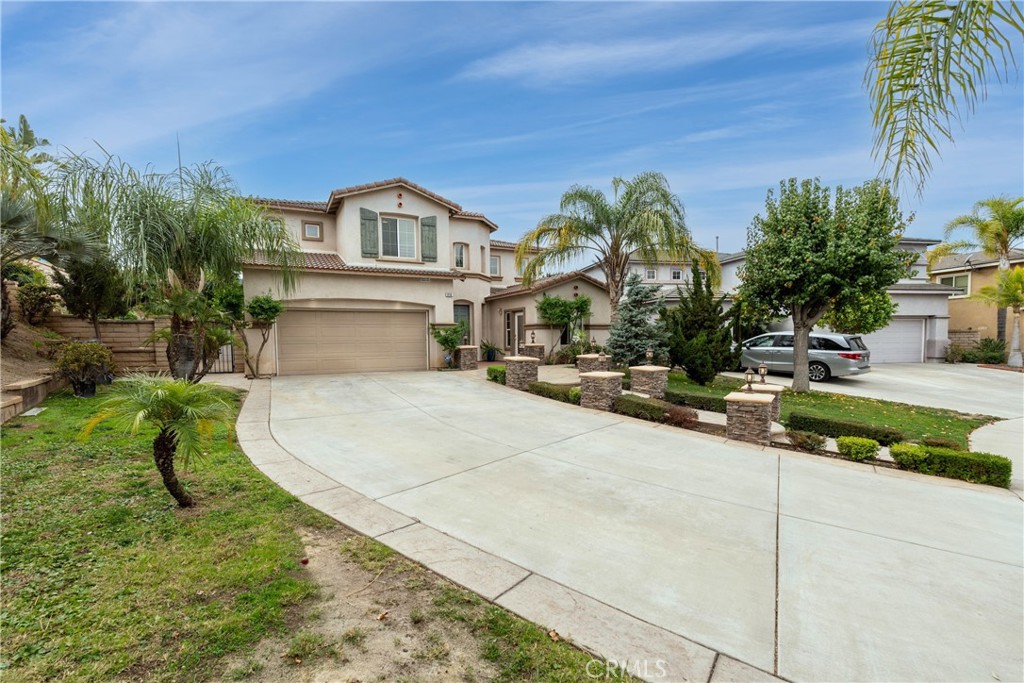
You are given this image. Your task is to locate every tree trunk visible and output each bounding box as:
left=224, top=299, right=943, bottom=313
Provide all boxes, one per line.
left=91, top=315, right=102, bottom=342
left=1009, top=308, right=1022, bottom=368
left=791, top=303, right=828, bottom=393
left=166, top=314, right=200, bottom=381
left=1, top=281, right=15, bottom=339
left=253, top=325, right=272, bottom=378
left=153, top=428, right=194, bottom=508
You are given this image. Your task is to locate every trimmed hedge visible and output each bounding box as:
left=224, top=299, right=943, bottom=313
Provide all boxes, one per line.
left=836, top=436, right=880, bottom=462
left=786, top=412, right=904, bottom=445
left=787, top=430, right=827, bottom=453
left=663, top=389, right=727, bottom=414
left=527, top=381, right=580, bottom=405
left=889, top=442, right=928, bottom=469
left=664, top=404, right=698, bottom=428
left=613, top=394, right=670, bottom=422
left=486, top=365, right=506, bottom=385
left=898, top=445, right=1012, bottom=488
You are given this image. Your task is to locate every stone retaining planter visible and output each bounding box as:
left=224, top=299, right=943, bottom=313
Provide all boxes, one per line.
left=628, top=365, right=669, bottom=399
left=724, top=391, right=774, bottom=446
left=522, top=343, right=545, bottom=361
left=579, top=371, right=624, bottom=411
left=1, top=375, right=68, bottom=424
left=505, top=356, right=540, bottom=390
left=456, top=345, right=479, bottom=371
left=577, top=353, right=611, bottom=374
left=749, top=383, right=784, bottom=422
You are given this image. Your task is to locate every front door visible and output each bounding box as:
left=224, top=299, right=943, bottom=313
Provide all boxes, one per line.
left=505, top=310, right=526, bottom=353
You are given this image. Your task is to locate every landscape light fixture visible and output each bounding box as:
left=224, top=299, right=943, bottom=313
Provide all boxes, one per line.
left=645, top=347, right=654, bottom=365
left=758, top=361, right=768, bottom=383
left=744, top=367, right=755, bottom=391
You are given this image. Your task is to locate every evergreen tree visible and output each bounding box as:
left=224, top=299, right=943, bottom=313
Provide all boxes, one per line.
left=605, top=273, right=668, bottom=367
left=663, top=264, right=738, bottom=385
left=53, top=252, right=129, bottom=340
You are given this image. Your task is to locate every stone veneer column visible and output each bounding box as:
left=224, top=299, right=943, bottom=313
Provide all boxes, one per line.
left=504, top=356, right=539, bottom=390
left=628, top=365, right=670, bottom=399
left=749, top=384, right=784, bottom=422
left=579, top=371, right=624, bottom=411
left=576, top=353, right=611, bottom=374
left=523, top=344, right=546, bottom=362
left=724, top=391, right=774, bottom=446
left=456, top=346, right=479, bottom=371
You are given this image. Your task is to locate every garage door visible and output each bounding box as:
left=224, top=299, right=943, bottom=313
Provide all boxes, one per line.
left=276, top=310, right=427, bottom=375
left=861, top=318, right=925, bottom=363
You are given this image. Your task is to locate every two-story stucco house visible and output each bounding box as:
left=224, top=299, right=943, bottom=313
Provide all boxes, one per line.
left=929, top=248, right=1024, bottom=343
left=242, top=178, right=609, bottom=375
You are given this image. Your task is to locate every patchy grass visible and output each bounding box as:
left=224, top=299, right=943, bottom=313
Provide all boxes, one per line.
left=667, top=372, right=994, bottom=447
left=284, top=632, right=337, bottom=664
left=0, top=387, right=332, bottom=682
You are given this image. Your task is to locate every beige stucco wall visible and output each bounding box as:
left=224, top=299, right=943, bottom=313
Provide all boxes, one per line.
left=937, top=266, right=1001, bottom=335
left=488, top=245, right=524, bottom=287
left=279, top=210, right=338, bottom=252
left=335, top=189, right=453, bottom=269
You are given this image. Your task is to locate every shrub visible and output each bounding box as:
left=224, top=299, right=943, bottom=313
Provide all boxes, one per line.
left=663, top=388, right=727, bottom=413
left=787, top=430, right=827, bottom=453
left=976, top=337, right=1008, bottom=364
left=2, top=262, right=46, bottom=286
left=430, top=321, right=469, bottom=368
left=944, top=342, right=967, bottom=364
left=664, top=404, right=698, bottom=428
left=918, top=446, right=1012, bottom=487
left=921, top=436, right=963, bottom=451
left=54, top=341, right=117, bottom=396
left=16, top=282, right=57, bottom=325
left=890, top=442, right=929, bottom=470
left=786, top=412, right=904, bottom=445
left=613, top=394, right=669, bottom=422
left=662, top=264, right=738, bottom=385
left=527, top=381, right=578, bottom=404
left=568, top=387, right=582, bottom=404
left=486, top=365, right=506, bottom=385
left=836, top=436, right=880, bottom=461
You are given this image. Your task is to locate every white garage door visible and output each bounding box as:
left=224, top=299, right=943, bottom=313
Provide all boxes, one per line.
left=276, top=310, right=428, bottom=375
left=861, top=318, right=925, bottom=363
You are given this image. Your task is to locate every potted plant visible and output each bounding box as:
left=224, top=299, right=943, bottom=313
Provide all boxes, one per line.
left=54, top=341, right=117, bottom=397
left=480, top=339, right=503, bottom=362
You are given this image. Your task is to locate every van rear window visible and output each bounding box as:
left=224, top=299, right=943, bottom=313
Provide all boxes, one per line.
left=848, top=337, right=867, bottom=351
left=811, top=337, right=847, bottom=351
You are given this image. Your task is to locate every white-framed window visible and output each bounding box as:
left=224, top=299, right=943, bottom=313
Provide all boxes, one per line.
left=645, top=268, right=657, bottom=280
left=489, top=255, right=501, bottom=276
left=671, top=268, right=682, bottom=280
left=381, top=216, right=417, bottom=259
left=940, top=273, right=970, bottom=297
left=454, top=243, right=468, bottom=269
left=302, top=221, right=323, bottom=241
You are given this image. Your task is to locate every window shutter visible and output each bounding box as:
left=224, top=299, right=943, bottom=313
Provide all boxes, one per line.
left=421, top=216, right=437, bottom=262
left=360, top=208, right=378, bottom=258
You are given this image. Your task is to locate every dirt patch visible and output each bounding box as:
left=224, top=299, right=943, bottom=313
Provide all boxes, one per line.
left=1, top=323, right=61, bottom=388
left=219, top=526, right=501, bottom=683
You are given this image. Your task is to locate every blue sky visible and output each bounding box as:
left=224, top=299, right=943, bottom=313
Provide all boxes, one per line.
left=3, top=1, right=1022, bottom=251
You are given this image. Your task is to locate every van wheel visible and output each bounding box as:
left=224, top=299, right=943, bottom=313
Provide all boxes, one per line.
left=808, top=362, right=830, bottom=382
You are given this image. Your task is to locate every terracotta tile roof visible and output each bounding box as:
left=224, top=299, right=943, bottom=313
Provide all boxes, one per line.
left=253, top=197, right=328, bottom=212
left=452, top=210, right=499, bottom=231
left=244, top=251, right=458, bottom=279
left=887, top=282, right=960, bottom=293
left=326, top=178, right=463, bottom=212
left=485, top=271, right=607, bottom=301
left=490, top=239, right=518, bottom=250
left=931, top=249, right=1024, bottom=272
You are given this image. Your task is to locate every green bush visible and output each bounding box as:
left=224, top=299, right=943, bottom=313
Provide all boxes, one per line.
left=663, top=389, right=727, bottom=413
left=890, top=442, right=929, bottom=469
left=836, top=436, right=880, bottom=461
left=613, top=394, right=669, bottom=422
left=785, top=412, right=904, bottom=445
left=787, top=430, right=827, bottom=453
left=54, top=341, right=117, bottom=396
left=918, top=446, right=1012, bottom=487
left=664, top=404, right=698, bottom=428
left=16, top=282, right=57, bottom=325
left=568, top=387, right=581, bottom=404
left=486, top=365, right=506, bottom=385
left=976, top=337, right=1007, bottom=364
left=527, top=381, right=579, bottom=404
left=944, top=342, right=967, bottom=363
left=921, top=436, right=963, bottom=451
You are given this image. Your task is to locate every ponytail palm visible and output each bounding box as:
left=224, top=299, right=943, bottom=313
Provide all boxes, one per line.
left=514, top=172, right=717, bottom=322
left=973, top=267, right=1024, bottom=367
left=867, top=2, right=1024, bottom=194
left=83, top=375, right=236, bottom=508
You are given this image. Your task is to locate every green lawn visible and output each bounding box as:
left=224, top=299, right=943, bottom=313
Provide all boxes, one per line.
left=666, top=372, right=995, bottom=447
left=0, top=387, right=333, bottom=682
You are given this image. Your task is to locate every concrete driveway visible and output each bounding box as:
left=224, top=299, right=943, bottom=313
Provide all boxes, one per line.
left=237, top=372, right=1023, bottom=683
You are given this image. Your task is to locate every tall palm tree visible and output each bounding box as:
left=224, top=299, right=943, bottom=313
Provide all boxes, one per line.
left=973, top=267, right=1024, bottom=367
left=82, top=375, right=236, bottom=508
left=514, top=172, right=717, bottom=322
left=54, top=156, right=303, bottom=380
left=867, top=2, right=1023, bottom=194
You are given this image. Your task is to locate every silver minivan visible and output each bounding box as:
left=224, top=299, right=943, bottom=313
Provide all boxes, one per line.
left=740, top=332, right=871, bottom=382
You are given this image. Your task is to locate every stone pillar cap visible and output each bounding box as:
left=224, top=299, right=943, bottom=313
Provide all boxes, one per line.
left=724, top=391, right=775, bottom=404
left=456, top=345, right=479, bottom=349
left=524, top=343, right=545, bottom=347
left=576, top=353, right=603, bottom=359
left=628, top=365, right=670, bottom=373
left=504, top=355, right=540, bottom=363
left=749, top=383, right=785, bottom=394
left=579, top=371, right=625, bottom=379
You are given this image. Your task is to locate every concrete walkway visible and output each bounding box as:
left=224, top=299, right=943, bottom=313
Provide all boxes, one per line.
left=231, top=372, right=1023, bottom=683
left=972, top=417, right=1024, bottom=493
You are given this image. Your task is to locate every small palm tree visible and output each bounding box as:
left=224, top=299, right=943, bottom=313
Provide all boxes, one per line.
left=932, top=196, right=1024, bottom=271
left=82, top=375, right=236, bottom=508
left=973, top=267, right=1024, bottom=368
left=514, top=172, right=717, bottom=322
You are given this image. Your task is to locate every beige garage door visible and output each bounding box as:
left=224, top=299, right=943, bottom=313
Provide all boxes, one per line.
left=277, top=310, right=427, bottom=375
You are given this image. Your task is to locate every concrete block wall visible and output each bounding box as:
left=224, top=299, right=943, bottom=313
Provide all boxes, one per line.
left=948, top=329, right=981, bottom=349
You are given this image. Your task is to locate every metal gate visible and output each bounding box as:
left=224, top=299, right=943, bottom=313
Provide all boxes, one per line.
left=208, top=343, right=235, bottom=373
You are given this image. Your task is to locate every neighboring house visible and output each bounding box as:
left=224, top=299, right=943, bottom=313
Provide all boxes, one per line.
left=582, top=254, right=734, bottom=307
left=719, top=238, right=955, bottom=363
left=929, top=248, right=1024, bottom=342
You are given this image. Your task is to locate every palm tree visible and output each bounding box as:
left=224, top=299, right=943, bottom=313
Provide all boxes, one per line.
left=867, top=2, right=1023, bottom=194
left=514, top=172, right=717, bottom=322
left=973, top=267, right=1024, bottom=367
left=82, top=375, right=236, bottom=507
left=54, top=156, right=303, bottom=381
